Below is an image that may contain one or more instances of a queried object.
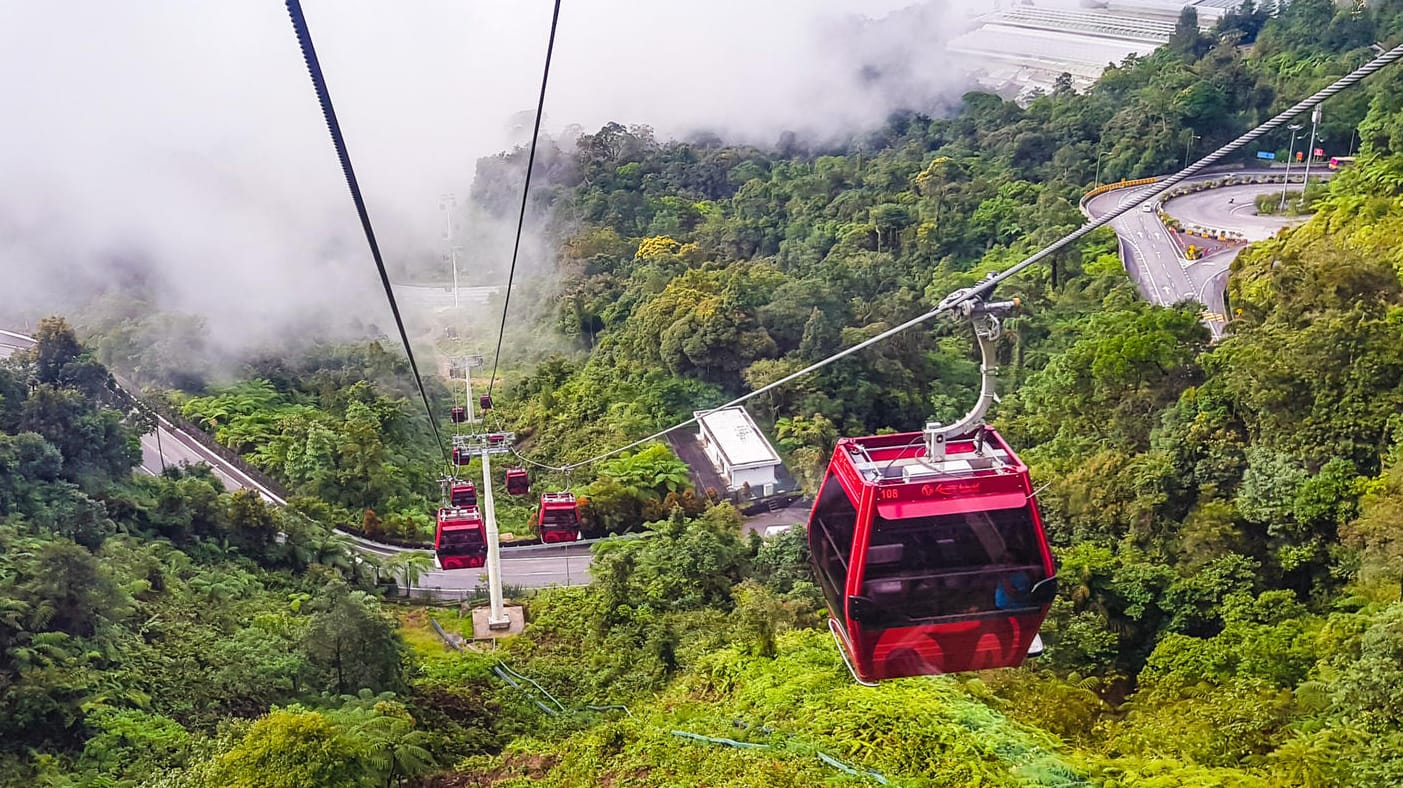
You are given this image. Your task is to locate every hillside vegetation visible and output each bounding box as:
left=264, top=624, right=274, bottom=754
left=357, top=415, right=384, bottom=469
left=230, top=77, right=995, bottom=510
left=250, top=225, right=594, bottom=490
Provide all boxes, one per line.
left=6, top=1, right=1403, bottom=785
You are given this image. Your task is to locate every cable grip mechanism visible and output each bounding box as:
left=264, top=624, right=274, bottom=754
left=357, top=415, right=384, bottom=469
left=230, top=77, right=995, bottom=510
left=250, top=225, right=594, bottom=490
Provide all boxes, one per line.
left=926, top=274, right=1020, bottom=462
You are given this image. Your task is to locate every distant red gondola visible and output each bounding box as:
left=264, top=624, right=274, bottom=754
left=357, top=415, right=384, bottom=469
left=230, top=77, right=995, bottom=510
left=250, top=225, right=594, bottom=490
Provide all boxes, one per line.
left=452, top=448, right=471, bottom=466
left=450, top=406, right=466, bottom=423
left=506, top=468, right=529, bottom=496
left=537, top=492, right=581, bottom=543
left=479, top=394, right=493, bottom=412
left=435, top=506, right=486, bottom=570
left=450, top=481, right=477, bottom=507
left=808, top=425, right=1056, bottom=682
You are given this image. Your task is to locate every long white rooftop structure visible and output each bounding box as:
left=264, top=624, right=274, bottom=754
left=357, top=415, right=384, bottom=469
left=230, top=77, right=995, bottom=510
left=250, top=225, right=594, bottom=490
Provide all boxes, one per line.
left=951, top=0, right=1253, bottom=98
left=694, top=407, right=781, bottom=470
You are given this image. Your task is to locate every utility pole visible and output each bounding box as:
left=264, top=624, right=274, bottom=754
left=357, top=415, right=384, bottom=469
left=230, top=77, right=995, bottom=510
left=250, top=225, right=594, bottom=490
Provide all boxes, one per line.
left=1280, top=123, right=1303, bottom=212
left=1300, top=105, right=1322, bottom=208
left=1094, top=148, right=1109, bottom=189
left=439, top=194, right=460, bottom=309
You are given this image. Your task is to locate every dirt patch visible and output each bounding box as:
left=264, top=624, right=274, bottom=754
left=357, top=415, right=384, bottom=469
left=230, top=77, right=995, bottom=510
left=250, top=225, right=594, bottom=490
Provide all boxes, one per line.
left=598, top=768, right=654, bottom=787
left=421, top=753, right=560, bottom=787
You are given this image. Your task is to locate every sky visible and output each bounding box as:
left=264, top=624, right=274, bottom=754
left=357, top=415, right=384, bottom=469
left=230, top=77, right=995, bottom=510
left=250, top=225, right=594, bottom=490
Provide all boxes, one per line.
left=0, top=0, right=987, bottom=355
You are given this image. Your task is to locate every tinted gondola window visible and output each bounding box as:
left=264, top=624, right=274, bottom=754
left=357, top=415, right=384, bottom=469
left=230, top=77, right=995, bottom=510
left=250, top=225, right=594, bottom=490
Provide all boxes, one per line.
left=542, top=510, right=577, bottom=527
left=439, top=530, right=483, bottom=554
left=810, top=475, right=858, bottom=622
left=861, top=506, right=1046, bottom=621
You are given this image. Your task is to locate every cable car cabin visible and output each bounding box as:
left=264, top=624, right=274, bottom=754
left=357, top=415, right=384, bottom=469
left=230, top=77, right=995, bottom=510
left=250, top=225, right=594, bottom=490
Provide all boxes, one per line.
left=479, top=395, right=493, bottom=412
left=449, top=481, right=477, bottom=507
left=435, top=506, right=486, bottom=570
left=505, top=468, right=529, bottom=496
left=452, top=448, right=471, bottom=467
left=808, top=427, right=1057, bottom=682
left=450, top=406, right=466, bottom=424
left=537, top=492, right=581, bottom=543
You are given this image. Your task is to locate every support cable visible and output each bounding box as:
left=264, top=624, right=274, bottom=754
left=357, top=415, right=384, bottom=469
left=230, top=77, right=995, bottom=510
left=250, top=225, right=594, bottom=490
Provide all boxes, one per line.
left=514, top=43, right=1403, bottom=474
left=284, top=0, right=448, bottom=465
left=486, top=0, right=564, bottom=399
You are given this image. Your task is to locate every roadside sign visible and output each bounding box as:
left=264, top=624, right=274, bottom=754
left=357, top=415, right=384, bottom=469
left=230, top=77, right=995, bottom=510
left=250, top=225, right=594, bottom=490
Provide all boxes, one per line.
left=1314, top=147, right=1325, bottom=157
left=1256, top=151, right=1276, bottom=160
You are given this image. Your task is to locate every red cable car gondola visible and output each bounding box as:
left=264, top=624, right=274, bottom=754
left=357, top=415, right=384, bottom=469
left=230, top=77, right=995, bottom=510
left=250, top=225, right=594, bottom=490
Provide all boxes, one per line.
left=435, top=506, right=486, bottom=570
left=452, top=448, right=470, bottom=467
left=537, top=492, right=581, bottom=543
left=449, top=481, right=477, bottom=507
left=450, top=406, right=466, bottom=423
left=808, top=426, right=1056, bottom=682
left=807, top=286, right=1056, bottom=683
left=505, top=468, right=529, bottom=496
left=479, top=394, right=493, bottom=412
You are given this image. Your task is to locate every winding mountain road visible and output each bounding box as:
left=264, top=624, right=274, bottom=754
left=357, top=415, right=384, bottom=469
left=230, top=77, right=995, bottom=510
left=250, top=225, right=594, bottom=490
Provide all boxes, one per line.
left=1084, top=173, right=1314, bottom=337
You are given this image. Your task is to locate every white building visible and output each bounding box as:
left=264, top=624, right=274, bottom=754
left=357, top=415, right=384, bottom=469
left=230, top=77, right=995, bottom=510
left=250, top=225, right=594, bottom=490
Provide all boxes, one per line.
left=694, top=407, right=782, bottom=494
left=950, top=0, right=1245, bottom=97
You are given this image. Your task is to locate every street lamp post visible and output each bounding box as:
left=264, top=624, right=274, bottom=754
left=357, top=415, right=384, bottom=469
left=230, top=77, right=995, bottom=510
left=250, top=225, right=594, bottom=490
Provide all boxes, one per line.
left=1280, top=123, right=1304, bottom=212
left=1094, top=149, right=1110, bottom=188
left=1299, top=105, right=1322, bottom=208
left=1184, top=133, right=1202, bottom=170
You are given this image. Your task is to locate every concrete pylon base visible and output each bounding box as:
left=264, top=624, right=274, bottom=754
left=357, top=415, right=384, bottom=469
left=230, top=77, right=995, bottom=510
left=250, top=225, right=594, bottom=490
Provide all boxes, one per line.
left=471, top=605, right=525, bottom=639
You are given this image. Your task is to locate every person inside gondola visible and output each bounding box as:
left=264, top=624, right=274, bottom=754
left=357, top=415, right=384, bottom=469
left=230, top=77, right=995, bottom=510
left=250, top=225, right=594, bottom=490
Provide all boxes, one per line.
left=989, top=543, right=1035, bottom=610
left=995, top=566, right=1033, bottom=610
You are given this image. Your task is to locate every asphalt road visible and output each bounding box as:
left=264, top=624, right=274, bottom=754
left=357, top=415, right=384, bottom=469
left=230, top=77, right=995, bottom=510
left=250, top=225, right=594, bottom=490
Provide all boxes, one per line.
left=1084, top=175, right=1311, bottom=338
left=1164, top=183, right=1305, bottom=243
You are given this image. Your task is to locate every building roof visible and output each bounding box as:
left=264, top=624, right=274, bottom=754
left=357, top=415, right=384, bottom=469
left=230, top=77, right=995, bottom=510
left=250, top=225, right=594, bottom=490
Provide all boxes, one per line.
left=951, top=0, right=1242, bottom=98
left=951, top=25, right=1155, bottom=78
left=694, top=407, right=782, bottom=471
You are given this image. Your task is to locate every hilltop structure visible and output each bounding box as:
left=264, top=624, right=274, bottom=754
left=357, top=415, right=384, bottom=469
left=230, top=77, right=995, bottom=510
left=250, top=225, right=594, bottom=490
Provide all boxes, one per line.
left=951, top=0, right=1270, bottom=100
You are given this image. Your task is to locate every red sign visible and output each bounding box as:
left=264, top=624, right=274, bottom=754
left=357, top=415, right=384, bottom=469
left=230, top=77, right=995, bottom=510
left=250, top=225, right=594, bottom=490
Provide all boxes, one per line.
left=1314, top=147, right=1325, bottom=157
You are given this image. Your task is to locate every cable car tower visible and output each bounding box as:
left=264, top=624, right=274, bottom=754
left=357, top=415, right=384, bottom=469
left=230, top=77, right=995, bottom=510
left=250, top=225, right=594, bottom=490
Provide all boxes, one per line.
left=453, top=430, right=521, bottom=633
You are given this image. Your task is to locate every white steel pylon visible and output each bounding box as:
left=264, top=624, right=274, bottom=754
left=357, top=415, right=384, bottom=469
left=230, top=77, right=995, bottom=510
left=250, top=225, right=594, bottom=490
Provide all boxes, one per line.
left=453, top=431, right=515, bottom=630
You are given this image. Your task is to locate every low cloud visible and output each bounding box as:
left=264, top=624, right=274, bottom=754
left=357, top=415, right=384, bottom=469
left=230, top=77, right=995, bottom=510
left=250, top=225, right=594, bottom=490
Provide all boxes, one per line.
left=0, top=0, right=990, bottom=363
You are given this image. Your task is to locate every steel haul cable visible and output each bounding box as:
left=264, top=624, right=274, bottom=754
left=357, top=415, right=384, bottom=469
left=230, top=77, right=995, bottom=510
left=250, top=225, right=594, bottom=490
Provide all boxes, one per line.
left=512, top=42, right=1403, bottom=475
left=486, top=0, right=564, bottom=400
left=284, top=0, right=448, bottom=467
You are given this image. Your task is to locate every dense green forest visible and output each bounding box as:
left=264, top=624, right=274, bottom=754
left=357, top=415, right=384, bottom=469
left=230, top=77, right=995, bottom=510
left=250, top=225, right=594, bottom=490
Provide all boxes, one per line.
left=451, top=1, right=1403, bottom=783
left=7, top=0, right=1403, bottom=784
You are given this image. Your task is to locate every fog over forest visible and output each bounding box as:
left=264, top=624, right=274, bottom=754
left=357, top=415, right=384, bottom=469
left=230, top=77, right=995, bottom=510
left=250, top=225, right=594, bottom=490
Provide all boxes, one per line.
left=0, top=0, right=1000, bottom=354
